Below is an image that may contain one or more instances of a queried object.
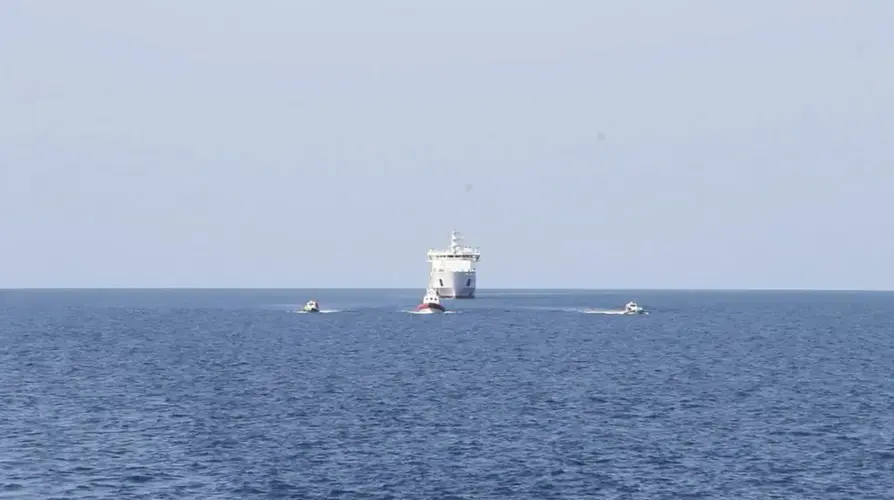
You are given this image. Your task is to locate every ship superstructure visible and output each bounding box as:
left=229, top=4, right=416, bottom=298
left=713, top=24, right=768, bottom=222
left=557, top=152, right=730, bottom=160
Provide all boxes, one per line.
left=427, top=230, right=480, bottom=299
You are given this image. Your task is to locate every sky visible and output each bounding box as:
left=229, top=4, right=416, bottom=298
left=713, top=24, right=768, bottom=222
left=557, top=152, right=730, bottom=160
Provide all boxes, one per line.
left=0, top=0, right=892, bottom=289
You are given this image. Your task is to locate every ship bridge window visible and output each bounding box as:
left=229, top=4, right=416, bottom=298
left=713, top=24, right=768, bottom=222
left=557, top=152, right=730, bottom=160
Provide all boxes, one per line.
left=466, top=278, right=471, bottom=287
left=439, top=279, right=444, bottom=287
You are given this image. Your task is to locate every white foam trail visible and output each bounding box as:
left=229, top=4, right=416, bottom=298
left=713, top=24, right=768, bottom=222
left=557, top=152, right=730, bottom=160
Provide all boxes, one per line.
left=573, top=308, right=650, bottom=315
left=291, top=309, right=340, bottom=314
left=582, top=308, right=627, bottom=315
left=403, top=309, right=454, bottom=314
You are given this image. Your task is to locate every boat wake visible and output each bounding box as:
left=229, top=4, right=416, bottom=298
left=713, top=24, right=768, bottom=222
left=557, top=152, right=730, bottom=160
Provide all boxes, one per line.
left=403, top=309, right=455, bottom=315
left=569, top=308, right=650, bottom=315
left=291, top=309, right=340, bottom=314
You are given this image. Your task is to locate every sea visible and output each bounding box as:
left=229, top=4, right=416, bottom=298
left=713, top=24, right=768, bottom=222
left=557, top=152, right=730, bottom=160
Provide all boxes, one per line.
left=1, top=288, right=893, bottom=499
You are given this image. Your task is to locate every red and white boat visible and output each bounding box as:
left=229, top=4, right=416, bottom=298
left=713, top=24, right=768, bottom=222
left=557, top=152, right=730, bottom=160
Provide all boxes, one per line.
left=415, top=288, right=446, bottom=313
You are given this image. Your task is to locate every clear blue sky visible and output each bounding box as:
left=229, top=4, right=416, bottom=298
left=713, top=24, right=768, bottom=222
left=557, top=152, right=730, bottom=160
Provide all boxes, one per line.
left=1, top=1, right=891, bottom=289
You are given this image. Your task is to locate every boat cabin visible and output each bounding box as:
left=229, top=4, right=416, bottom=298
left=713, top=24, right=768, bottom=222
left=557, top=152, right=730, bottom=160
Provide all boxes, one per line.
left=422, top=289, right=441, bottom=305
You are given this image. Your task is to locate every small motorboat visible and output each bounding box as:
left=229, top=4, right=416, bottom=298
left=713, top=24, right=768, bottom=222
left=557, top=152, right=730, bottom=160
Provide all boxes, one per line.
left=302, top=299, right=320, bottom=313
left=624, top=300, right=644, bottom=314
left=415, top=288, right=446, bottom=313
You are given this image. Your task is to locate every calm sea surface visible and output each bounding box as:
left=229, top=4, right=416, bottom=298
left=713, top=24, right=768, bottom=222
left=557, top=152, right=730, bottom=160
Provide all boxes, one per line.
left=2, top=289, right=893, bottom=499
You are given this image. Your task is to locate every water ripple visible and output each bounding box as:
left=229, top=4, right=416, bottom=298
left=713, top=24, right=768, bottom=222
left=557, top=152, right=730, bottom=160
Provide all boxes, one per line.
left=2, top=290, right=893, bottom=498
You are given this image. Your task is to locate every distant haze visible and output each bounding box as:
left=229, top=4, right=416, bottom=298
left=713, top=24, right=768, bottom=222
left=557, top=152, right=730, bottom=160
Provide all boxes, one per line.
left=1, top=1, right=891, bottom=289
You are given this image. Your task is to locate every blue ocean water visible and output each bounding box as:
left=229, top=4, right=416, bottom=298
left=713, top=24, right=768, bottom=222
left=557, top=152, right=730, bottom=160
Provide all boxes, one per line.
left=1, top=288, right=893, bottom=499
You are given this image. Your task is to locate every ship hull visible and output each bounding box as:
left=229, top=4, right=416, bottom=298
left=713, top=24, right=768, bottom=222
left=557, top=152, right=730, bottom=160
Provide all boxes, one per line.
left=415, top=303, right=446, bottom=312
left=429, top=270, right=476, bottom=299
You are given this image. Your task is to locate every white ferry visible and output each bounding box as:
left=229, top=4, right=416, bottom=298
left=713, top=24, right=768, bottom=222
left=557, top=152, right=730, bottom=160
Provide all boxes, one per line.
left=427, top=230, right=480, bottom=299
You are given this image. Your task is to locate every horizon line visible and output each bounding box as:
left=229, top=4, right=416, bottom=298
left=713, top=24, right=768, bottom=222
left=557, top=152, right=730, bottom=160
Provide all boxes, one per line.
left=1, top=286, right=892, bottom=292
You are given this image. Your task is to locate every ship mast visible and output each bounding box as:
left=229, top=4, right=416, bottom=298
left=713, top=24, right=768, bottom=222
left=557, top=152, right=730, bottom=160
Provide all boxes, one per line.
left=450, top=230, right=460, bottom=252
